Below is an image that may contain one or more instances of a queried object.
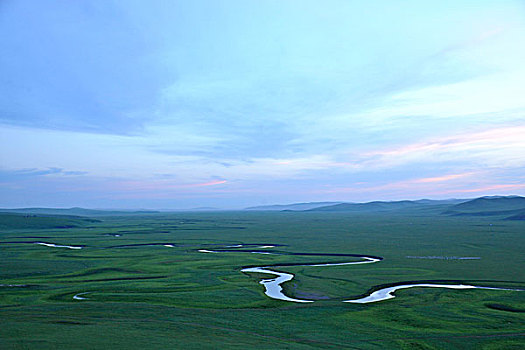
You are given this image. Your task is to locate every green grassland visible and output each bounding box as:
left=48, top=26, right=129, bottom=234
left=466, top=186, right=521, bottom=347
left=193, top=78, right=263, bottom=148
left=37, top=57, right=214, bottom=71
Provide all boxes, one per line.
left=0, top=213, right=99, bottom=230
left=1, top=210, right=524, bottom=349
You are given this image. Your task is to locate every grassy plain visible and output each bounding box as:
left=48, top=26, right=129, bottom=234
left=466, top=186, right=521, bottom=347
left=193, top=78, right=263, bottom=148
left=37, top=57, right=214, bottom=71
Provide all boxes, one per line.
left=1, top=210, right=524, bottom=349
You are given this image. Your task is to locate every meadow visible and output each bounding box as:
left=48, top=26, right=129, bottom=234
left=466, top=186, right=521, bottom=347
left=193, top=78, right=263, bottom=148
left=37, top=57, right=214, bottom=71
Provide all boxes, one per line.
left=1, top=210, right=524, bottom=349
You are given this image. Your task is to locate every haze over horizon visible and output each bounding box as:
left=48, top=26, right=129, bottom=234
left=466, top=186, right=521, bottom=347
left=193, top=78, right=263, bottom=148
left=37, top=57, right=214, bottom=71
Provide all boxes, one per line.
left=1, top=1, right=525, bottom=209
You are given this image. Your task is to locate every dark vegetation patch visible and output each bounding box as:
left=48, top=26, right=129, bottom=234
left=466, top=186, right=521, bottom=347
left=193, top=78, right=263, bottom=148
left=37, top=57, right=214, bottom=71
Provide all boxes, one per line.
left=52, top=320, right=91, bottom=325
left=57, top=268, right=140, bottom=278
left=289, top=283, right=330, bottom=300
left=115, top=229, right=174, bottom=234
left=485, top=303, right=525, bottom=313
left=178, top=226, right=247, bottom=230
left=105, top=243, right=178, bottom=248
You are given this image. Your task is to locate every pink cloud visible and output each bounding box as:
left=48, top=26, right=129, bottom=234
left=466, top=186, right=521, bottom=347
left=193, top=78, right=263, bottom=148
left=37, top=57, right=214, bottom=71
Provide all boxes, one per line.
left=413, top=172, right=475, bottom=184
left=320, top=175, right=525, bottom=199
left=363, top=125, right=525, bottom=164
left=105, top=179, right=229, bottom=199
left=321, top=172, right=475, bottom=194
left=110, top=179, right=227, bottom=192
left=186, top=180, right=227, bottom=187
left=431, top=183, right=525, bottom=195
left=318, top=171, right=505, bottom=196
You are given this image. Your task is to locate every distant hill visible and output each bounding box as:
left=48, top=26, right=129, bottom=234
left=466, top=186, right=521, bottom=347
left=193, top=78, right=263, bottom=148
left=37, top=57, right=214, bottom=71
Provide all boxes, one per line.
left=0, top=212, right=100, bottom=229
left=0, top=207, right=160, bottom=217
left=308, top=200, right=424, bottom=212
left=444, top=196, right=525, bottom=216
left=413, top=199, right=469, bottom=205
left=309, top=197, right=525, bottom=214
left=181, top=207, right=222, bottom=211
left=506, top=210, right=525, bottom=220
left=246, top=199, right=469, bottom=212
left=245, top=202, right=342, bottom=211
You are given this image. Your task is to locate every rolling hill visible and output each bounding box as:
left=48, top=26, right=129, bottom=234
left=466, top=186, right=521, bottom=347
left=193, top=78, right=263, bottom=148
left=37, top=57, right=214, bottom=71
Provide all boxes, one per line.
left=0, top=212, right=100, bottom=229
left=444, top=196, right=525, bottom=217
left=306, top=199, right=467, bottom=212
left=245, top=202, right=342, bottom=211
left=246, top=199, right=471, bottom=213
left=506, top=210, right=525, bottom=220
left=307, top=200, right=422, bottom=212
left=0, top=207, right=159, bottom=217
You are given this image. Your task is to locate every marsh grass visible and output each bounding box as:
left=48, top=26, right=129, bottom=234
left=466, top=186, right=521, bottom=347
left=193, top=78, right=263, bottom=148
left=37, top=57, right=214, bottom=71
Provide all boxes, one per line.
left=1, top=211, right=524, bottom=348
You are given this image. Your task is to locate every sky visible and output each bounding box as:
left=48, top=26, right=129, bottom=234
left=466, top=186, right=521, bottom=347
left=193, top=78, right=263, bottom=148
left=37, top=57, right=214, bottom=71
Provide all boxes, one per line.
left=1, top=0, right=525, bottom=209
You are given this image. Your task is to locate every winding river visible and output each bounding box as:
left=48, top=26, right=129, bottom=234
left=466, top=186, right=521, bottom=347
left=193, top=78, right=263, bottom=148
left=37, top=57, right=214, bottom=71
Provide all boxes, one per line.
left=1, top=241, right=84, bottom=249
left=73, top=292, right=90, bottom=300
left=35, top=242, right=83, bottom=249
left=4, top=240, right=519, bottom=303
left=199, top=244, right=522, bottom=304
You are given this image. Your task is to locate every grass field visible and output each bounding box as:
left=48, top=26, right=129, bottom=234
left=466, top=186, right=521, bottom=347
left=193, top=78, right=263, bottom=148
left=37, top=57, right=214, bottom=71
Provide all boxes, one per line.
left=1, top=210, right=524, bottom=349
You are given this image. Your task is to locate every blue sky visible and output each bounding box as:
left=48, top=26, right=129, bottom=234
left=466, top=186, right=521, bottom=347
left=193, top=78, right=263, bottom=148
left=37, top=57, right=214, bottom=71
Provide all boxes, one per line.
left=1, top=0, right=525, bottom=208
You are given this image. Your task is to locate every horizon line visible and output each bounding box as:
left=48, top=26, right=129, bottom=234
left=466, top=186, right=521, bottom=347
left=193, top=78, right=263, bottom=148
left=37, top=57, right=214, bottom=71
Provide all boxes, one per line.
left=1, top=194, right=522, bottom=211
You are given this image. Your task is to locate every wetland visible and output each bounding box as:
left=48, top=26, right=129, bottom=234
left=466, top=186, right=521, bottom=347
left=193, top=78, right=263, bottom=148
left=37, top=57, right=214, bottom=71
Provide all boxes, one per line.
left=1, top=210, right=524, bottom=349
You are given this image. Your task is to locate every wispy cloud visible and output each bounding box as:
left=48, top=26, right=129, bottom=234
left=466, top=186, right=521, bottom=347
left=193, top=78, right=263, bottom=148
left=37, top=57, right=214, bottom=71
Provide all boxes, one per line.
left=2, top=1, right=525, bottom=207
left=315, top=170, right=525, bottom=201
left=321, top=172, right=479, bottom=194
left=432, top=183, right=525, bottom=195
left=187, top=180, right=227, bottom=187
left=114, top=179, right=227, bottom=192
left=411, top=173, right=476, bottom=184
left=0, top=167, right=87, bottom=181
left=359, top=125, right=525, bottom=169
